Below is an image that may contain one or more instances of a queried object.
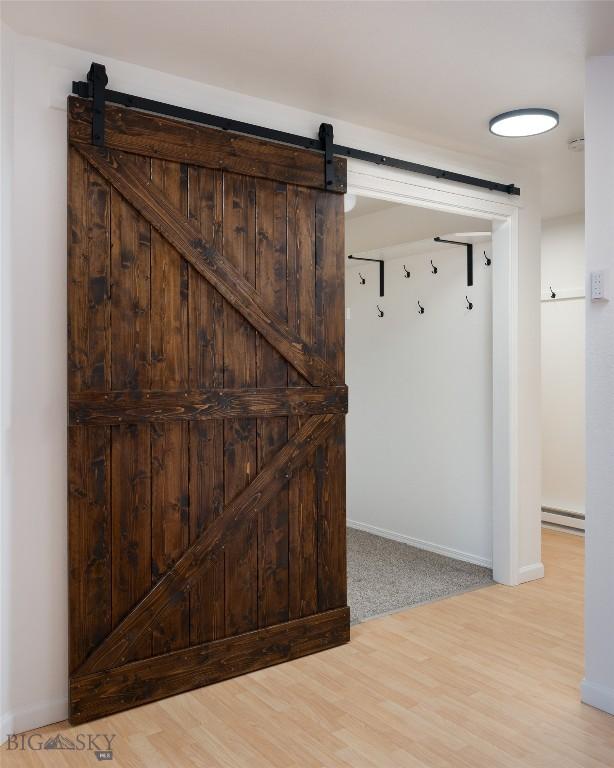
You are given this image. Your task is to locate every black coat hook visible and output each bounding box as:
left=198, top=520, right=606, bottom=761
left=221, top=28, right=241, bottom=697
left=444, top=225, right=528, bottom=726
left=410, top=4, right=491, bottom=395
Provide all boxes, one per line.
left=549, top=286, right=556, bottom=299
left=377, top=304, right=384, bottom=317
left=417, top=300, right=425, bottom=314
left=484, top=250, right=492, bottom=266
left=430, top=259, right=438, bottom=275
left=466, top=296, right=474, bottom=310
left=403, top=265, right=411, bottom=278
left=359, top=272, right=366, bottom=285
left=348, top=254, right=384, bottom=296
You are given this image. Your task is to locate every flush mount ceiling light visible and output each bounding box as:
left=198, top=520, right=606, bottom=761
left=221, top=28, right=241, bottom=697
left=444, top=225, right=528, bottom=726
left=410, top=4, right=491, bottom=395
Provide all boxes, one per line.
left=489, top=108, right=559, bottom=137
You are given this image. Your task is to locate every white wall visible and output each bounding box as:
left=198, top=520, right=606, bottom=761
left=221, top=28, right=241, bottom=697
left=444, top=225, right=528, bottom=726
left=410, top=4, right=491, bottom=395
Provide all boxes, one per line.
left=0, top=26, right=543, bottom=736
left=346, top=239, right=493, bottom=566
left=1, top=24, right=71, bottom=739
left=1, top=21, right=16, bottom=746
left=542, top=213, right=585, bottom=289
left=582, top=55, right=614, bottom=716
left=541, top=214, right=585, bottom=517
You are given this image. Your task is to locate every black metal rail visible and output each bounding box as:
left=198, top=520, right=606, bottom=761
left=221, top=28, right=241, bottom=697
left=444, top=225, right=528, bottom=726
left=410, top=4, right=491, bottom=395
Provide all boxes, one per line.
left=434, top=237, right=474, bottom=287
left=72, top=63, right=520, bottom=197
left=347, top=255, right=385, bottom=297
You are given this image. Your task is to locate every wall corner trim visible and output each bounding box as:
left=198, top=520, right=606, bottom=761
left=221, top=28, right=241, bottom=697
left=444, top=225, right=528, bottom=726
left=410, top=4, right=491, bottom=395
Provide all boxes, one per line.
left=518, top=562, right=545, bottom=583
left=581, top=679, right=614, bottom=716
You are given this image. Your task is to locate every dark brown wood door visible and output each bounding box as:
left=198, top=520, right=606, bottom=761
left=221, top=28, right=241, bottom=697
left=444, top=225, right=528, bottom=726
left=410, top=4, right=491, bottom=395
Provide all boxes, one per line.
left=67, top=97, right=348, bottom=724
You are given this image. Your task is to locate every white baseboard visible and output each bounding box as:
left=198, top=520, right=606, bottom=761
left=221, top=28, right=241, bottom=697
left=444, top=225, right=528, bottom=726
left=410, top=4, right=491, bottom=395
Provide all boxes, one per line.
left=0, top=714, right=11, bottom=746
left=581, top=679, right=614, bottom=716
left=347, top=519, right=492, bottom=568
left=1, top=697, right=68, bottom=742
left=518, top=562, right=545, bottom=583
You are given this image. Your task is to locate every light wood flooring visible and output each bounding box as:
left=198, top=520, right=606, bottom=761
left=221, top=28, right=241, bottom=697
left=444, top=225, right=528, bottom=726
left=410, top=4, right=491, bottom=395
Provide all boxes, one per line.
left=4, top=529, right=613, bottom=767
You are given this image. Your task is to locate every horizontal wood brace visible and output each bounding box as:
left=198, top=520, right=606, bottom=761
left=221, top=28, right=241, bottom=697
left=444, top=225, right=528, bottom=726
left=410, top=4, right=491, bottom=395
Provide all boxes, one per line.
left=69, top=606, right=349, bottom=724
left=68, top=96, right=346, bottom=192
left=69, top=386, right=348, bottom=425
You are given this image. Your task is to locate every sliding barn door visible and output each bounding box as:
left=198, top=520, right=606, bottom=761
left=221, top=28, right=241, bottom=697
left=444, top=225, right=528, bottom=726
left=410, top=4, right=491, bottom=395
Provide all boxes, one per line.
left=67, top=96, right=348, bottom=724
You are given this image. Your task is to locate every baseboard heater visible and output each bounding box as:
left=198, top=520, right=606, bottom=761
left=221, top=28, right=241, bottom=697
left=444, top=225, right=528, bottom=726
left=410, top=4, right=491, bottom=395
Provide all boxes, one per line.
left=541, top=506, right=585, bottom=531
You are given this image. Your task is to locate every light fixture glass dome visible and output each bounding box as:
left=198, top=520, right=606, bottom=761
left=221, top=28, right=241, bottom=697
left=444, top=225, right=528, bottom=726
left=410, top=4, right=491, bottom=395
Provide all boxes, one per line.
left=489, top=108, right=559, bottom=137
left=344, top=193, right=357, bottom=213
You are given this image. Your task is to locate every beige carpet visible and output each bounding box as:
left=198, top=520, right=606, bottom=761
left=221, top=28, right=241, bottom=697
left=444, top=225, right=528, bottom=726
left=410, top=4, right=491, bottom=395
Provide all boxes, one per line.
left=347, top=527, right=494, bottom=624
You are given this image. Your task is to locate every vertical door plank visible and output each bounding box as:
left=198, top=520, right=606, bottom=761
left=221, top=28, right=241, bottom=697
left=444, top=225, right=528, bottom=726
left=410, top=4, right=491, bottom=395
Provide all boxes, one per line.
left=187, top=167, right=224, bottom=390
left=68, top=146, right=88, bottom=393
left=111, top=423, right=151, bottom=661
left=287, top=186, right=319, bottom=619
left=108, top=155, right=153, bottom=662
left=332, top=197, right=347, bottom=611
left=84, top=160, right=111, bottom=390
left=68, top=426, right=111, bottom=672
left=189, top=420, right=225, bottom=642
left=188, top=166, right=225, bottom=643
left=333, top=197, right=346, bottom=380
left=256, top=179, right=289, bottom=627
left=150, top=159, right=189, bottom=390
left=68, top=147, right=112, bottom=673
left=150, top=159, right=190, bottom=652
left=315, top=192, right=347, bottom=612
left=68, top=147, right=111, bottom=392
left=223, top=172, right=258, bottom=637
left=151, top=421, right=190, bottom=653
left=110, top=156, right=151, bottom=391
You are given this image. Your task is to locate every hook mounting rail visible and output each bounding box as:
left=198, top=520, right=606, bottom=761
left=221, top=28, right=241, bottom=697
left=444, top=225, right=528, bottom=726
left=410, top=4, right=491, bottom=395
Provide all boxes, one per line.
left=434, top=237, right=474, bottom=287
left=348, top=255, right=385, bottom=297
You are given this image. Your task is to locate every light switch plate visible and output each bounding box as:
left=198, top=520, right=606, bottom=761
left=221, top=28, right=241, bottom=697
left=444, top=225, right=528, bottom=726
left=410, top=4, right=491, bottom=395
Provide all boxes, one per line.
left=590, top=270, right=609, bottom=301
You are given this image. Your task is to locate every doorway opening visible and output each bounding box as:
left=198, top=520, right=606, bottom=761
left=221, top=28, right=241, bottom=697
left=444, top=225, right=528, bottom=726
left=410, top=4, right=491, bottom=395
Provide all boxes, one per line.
left=343, top=189, right=514, bottom=623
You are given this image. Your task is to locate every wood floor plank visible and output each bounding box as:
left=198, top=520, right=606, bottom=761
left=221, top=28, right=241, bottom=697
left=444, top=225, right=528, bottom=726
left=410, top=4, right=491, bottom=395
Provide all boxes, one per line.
left=6, top=532, right=613, bottom=768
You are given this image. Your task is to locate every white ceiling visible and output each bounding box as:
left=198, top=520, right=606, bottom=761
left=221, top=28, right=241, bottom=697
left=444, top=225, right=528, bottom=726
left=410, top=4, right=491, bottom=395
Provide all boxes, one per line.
left=345, top=198, right=489, bottom=256
left=346, top=196, right=397, bottom=220
left=4, top=1, right=612, bottom=218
